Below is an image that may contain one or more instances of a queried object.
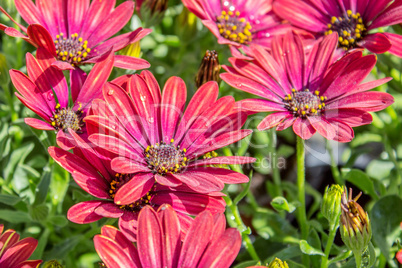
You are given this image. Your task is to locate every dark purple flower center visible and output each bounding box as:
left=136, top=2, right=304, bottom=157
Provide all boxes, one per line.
left=324, top=10, right=366, bottom=50
left=109, top=173, right=155, bottom=211
left=54, top=33, right=92, bottom=66
left=216, top=10, right=252, bottom=44
left=284, top=89, right=326, bottom=117
left=144, top=140, right=187, bottom=175
left=50, top=104, right=84, bottom=132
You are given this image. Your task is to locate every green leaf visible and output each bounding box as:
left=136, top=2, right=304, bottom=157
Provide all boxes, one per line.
left=370, top=195, right=402, bottom=260
left=366, top=160, right=394, bottom=180
left=0, top=210, right=30, bottom=223
left=252, top=210, right=297, bottom=240
left=299, top=240, right=325, bottom=256
left=232, top=261, right=260, bottom=268
left=0, top=194, right=21, bottom=205
left=29, top=204, right=49, bottom=222
left=342, top=169, right=378, bottom=200
left=33, top=166, right=52, bottom=206
left=271, top=196, right=296, bottom=213
left=48, top=215, right=68, bottom=227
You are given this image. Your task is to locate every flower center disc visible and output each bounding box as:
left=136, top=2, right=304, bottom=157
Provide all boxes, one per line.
left=54, top=33, right=92, bottom=66
left=109, top=174, right=154, bottom=211
left=50, top=104, right=83, bottom=132
left=284, top=89, right=326, bottom=117
left=144, top=140, right=187, bottom=174
left=216, top=10, right=252, bottom=44
left=325, top=10, right=366, bottom=50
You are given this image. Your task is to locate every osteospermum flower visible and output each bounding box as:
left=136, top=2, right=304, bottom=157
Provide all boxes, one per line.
left=182, top=0, right=293, bottom=57
left=86, top=71, right=254, bottom=195
left=49, top=131, right=226, bottom=242
left=0, top=224, right=42, bottom=267
left=221, top=32, right=394, bottom=142
left=94, top=205, right=241, bottom=268
left=10, top=48, right=113, bottom=149
left=273, top=0, right=402, bottom=57
left=0, top=0, right=151, bottom=72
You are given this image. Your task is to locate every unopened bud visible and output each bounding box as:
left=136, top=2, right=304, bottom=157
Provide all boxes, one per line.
left=268, top=258, right=289, bottom=268
left=321, top=184, right=343, bottom=229
left=340, top=188, right=371, bottom=255
left=119, top=41, right=141, bottom=58
left=195, top=50, right=221, bottom=88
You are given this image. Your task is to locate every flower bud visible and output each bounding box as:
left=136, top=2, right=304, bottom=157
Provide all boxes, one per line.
left=321, top=184, right=343, bottom=229
left=138, top=0, right=168, bottom=27
left=268, top=258, right=289, bottom=268
left=195, top=50, right=221, bottom=88
left=340, top=188, right=372, bottom=255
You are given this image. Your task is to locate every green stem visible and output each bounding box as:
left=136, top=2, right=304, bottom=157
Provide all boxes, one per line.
left=321, top=224, right=339, bottom=268
left=354, top=251, right=362, bottom=268
left=326, top=140, right=343, bottom=185
left=296, top=136, right=309, bottom=266
left=268, top=129, right=283, bottom=197
left=224, top=195, right=260, bottom=261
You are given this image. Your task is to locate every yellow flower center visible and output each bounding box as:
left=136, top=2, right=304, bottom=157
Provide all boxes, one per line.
left=324, top=10, right=366, bottom=50
left=284, top=89, right=326, bottom=117
left=50, top=103, right=83, bottom=132
left=144, top=139, right=188, bottom=175
left=216, top=10, right=252, bottom=44
left=54, top=33, right=92, bottom=66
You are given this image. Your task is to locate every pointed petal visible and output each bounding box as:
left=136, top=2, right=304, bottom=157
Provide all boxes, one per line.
left=111, top=157, right=149, bottom=174
left=14, top=0, right=44, bottom=25
left=51, top=60, right=75, bottom=70
left=112, top=55, right=150, bottom=70
left=358, top=33, right=391, bottom=54
left=157, top=205, right=181, bottom=268
left=177, top=211, right=214, bottom=267
left=80, top=0, right=116, bottom=40
left=292, top=117, right=316, bottom=140
left=383, top=33, right=402, bottom=58
left=70, top=68, right=87, bottom=103
left=118, top=212, right=139, bottom=242
left=67, top=201, right=105, bottom=224
left=308, top=116, right=336, bottom=140
left=137, top=206, right=163, bottom=268
left=187, top=156, right=255, bottom=168
left=114, top=173, right=155, bottom=205
left=94, top=235, right=138, bottom=268
left=0, top=237, right=38, bottom=267
left=68, top=0, right=90, bottom=36
left=94, top=203, right=124, bottom=218
left=257, top=111, right=292, bottom=131
left=161, top=77, right=187, bottom=143
left=197, top=228, right=241, bottom=268
left=27, top=24, right=56, bottom=56
left=24, top=118, right=53, bottom=130
left=87, top=1, right=134, bottom=46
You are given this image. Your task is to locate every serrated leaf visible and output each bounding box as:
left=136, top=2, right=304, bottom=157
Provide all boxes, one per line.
left=271, top=196, right=296, bottom=213
left=0, top=194, right=21, bottom=205
left=299, top=240, right=325, bottom=256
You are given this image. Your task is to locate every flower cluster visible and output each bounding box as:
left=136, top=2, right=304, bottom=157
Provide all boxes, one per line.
left=0, top=0, right=399, bottom=266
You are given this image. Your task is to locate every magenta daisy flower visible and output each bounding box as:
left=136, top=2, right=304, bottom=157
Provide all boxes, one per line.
left=10, top=48, right=114, bottom=150
left=94, top=205, right=241, bottom=268
left=0, top=0, right=151, bottom=71
left=181, top=0, right=293, bottom=57
left=221, top=32, right=394, bottom=142
left=0, top=225, right=42, bottom=268
left=49, top=131, right=226, bottom=242
left=86, top=71, right=254, bottom=195
left=273, top=0, right=402, bottom=57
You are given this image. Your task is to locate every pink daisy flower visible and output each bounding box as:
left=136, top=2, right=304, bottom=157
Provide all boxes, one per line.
left=221, top=32, right=394, bottom=142
left=49, top=132, right=226, bottom=242
left=0, top=0, right=151, bottom=72
left=94, top=204, right=241, bottom=268
left=273, top=0, right=402, bottom=57
left=86, top=71, right=254, bottom=195
left=9, top=48, right=114, bottom=150
left=0, top=224, right=42, bottom=268
left=181, top=0, right=293, bottom=57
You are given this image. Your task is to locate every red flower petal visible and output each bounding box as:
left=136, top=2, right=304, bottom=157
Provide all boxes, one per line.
left=292, top=117, right=316, bottom=140
left=137, top=206, right=163, bottom=268
left=67, top=201, right=105, bottom=224
left=358, top=33, right=391, bottom=54
left=24, top=118, right=53, bottom=130
left=0, top=237, right=38, bottom=267
left=114, top=173, right=154, bottom=206
left=94, top=235, right=138, bottom=268
left=27, top=24, right=56, bottom=56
